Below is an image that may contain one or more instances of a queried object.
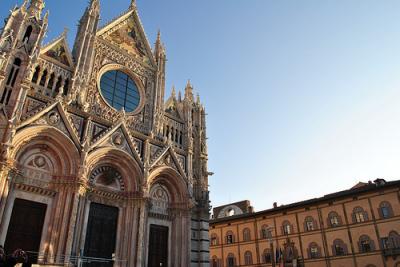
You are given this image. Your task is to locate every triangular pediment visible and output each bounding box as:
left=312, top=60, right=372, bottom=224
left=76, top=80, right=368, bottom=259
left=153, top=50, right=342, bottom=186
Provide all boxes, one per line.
left=150, top=145, right=187, bottom=179
left=17, top=102, right=81, bottom=148
left=89, top=121, right=143, bottom=168
left=97, top=8, right=156, bottom=67
left=40, top=34, right=74, bottom=69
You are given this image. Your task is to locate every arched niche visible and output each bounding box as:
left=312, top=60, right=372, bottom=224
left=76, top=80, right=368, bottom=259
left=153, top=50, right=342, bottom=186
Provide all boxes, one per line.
left=147, top=166, right=189, bottom=205
left=86, top=147, right=142, bottom=193
left=12, top=125, right=79, bottom=177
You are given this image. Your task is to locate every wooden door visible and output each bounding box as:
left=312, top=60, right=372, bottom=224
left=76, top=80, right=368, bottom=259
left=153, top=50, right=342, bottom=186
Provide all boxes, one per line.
left=148, top=224, right=168, bottom=267
left=4, top=198, right=47, bottom=263
left=83, top=203, right=118, bottom=267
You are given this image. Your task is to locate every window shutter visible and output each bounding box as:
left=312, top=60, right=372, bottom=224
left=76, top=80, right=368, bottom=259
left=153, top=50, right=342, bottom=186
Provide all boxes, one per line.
left=304, top=221, right=308, bottom=232
left=344, top=244, right=349, bottom=255
left=290, top=224, right=294, bottom=234
left=351, top=212, right=357, bottom=223
left=377, top=207, right=383, bottom=219
left=388, top=204, right=394, bottom=217
left=364, top=211, right=369, bottom=221
left=370, top=240, right=376, bottom=251
left=327, top=217, right=332, bottom=228
left=358, top=241, right=362, bottom=253
left=307, top=248, right=311, bottom=259
left=338, top=215, right=343, bottom=226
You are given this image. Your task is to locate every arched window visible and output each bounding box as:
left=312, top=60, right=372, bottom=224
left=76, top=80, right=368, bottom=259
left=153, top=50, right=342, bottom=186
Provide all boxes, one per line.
left=304, top=216, right=316, bottom=231
left=54, top=76, right=62, bottom=94
left=63, top=78, right=69, bottom=96
left=359, top=235, right=375, bottom=253
left=47, top=73, right=55, bottom=90
left=211, top=256, right=220, bottom=267
left=262, top=249, right=272, bottom=263
left=1, top=58, right=21, bottom=105
left=352, top=207, right=369, bottom=223
left=211, top=233, right=219, bottom=246
left=308, top=242, right=320, bottom=258
left=39, top=69, right=47, bottom=87
left=23, top=25, right=33, bottom=43
left=379, top=201, right=394, bottom=219
left=31, top=66, right=40, bottom=84
left=332, top=239, right=347, bottom=256
left=244, top=251, right=253, bottom=265
left=243, top=228, right=251, bottom=242
left=260, top=225, right=272, bottom=239
left=389, top=231, right=400, bottom=249
left=226, top=231, right=234, bottom=244
left=328, top=211, right=342, bottom=227
left=282, top=220, right=292, bottom=235
left=226, top=253, right=235, bottom=267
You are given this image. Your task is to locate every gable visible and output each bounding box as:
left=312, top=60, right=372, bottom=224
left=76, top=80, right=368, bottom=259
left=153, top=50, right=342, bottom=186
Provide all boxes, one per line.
left=40, top=35, right=74, bottom=68
left=17, top=102, right=81, bottom=148
left=97, top=9, right=156, bottom=66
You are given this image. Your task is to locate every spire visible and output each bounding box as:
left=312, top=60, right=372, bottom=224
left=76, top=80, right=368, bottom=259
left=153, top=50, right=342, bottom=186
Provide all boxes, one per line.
left=130, top=0, right=137, bottom=9
left=62, top=27, right=69, bottom=38
left=171, top=85, right=176, bottom=99
left=154, top=29, right=163, bottom=57
left=185, top=80, right=194, bottom=102
left=196, top=93, right=201, bottom=105
left=28, top=0, right=45, bottom=19
left=89, top=0, right=100, bottom=14
left=178, top=91, right=182, bottom=102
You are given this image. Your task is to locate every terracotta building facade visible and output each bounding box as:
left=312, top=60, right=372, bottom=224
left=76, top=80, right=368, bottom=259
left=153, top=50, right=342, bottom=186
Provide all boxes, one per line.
left=210, top=179, right=400, bottom=267
left=0, top=0, right=210, bottom=266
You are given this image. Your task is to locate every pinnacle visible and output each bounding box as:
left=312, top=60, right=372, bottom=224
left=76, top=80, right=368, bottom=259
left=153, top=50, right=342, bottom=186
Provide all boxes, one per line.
left=171, top=86, right=176, bottom=99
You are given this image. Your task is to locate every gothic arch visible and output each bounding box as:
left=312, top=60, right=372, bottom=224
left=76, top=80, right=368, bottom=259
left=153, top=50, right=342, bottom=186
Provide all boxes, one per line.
left=86, top=147, right=142, bottom=192
left=11, top=125, right=79, bottom=176
left=147, top=166, right=189, bottom=204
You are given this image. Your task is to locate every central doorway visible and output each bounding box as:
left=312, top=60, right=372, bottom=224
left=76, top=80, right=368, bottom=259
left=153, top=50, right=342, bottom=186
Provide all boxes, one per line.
left=148, top=224, right=168, bottom=267
left=83, top=203, right=119, bottom=267
left=4, top=198, right=47, bottom=263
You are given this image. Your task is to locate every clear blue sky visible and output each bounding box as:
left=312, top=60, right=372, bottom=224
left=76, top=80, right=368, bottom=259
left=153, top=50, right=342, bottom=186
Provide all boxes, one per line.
left=3, top=0, right=400, bottom=211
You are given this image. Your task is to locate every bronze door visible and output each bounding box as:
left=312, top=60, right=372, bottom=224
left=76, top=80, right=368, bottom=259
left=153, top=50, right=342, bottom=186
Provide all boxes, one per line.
left=148, top=224, right=168, bottom=267
left=83, top=203, right=118, bottom=267
left=4, top=198, right=47, bottom=263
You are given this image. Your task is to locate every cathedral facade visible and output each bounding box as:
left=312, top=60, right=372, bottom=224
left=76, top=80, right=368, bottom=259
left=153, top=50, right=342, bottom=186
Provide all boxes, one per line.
left=0, top=0, right=210, bottom=266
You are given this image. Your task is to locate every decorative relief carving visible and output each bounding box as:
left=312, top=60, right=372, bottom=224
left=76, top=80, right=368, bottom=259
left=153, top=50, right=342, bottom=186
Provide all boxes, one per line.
left=22, top=97, right=47, bottom=117
left=33, top=108, right=71, bottom=138
left=68, top=113, right=84, bottom=138
left=90, top=165, right=124, bottom=191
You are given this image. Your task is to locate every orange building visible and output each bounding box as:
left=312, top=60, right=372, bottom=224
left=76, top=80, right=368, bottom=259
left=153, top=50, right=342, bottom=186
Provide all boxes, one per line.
left=209, top=179, right=400, bottom=267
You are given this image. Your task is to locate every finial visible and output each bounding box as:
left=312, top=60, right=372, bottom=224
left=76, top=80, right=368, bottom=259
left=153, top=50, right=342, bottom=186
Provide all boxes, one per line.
left=130, top=0, right=136, bottom=9
left=196, top=93, right=200, bottom=104
left=186, top=79, right=192, bottom=89
left=62, top=27, right=69, bottom=38
left=171, top=85, right=176, bottom=99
